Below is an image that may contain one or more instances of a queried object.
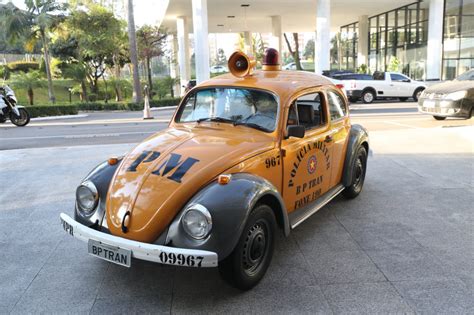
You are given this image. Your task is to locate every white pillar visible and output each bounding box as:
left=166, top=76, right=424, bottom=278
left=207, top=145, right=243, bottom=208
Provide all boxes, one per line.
left=176, top=16, right=190, bottom=96
left=271, top=16, right=282, bottom=61
left=170, top=34, right=180, bottom=97
left=315, top=0, right=330, bottom=74
left=426, top=0, right=444, bottom=80
left=357, top=15, right=369, bottom=67
left=243, top=31, right=253, bottom=56
left=192, top=0, right=210, bottom=83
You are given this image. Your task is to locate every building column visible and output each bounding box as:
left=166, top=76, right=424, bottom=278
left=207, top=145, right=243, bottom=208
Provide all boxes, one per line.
left=170, top=34, right=180, bottom=97
left=192, top=0, right=210, bottom=83
left=243, top=31, right=253, bottom=56
left=357, top=15, right=369, bottom=67
left=271, top=16, right=282, bottom=61
left=426, top=0, right=444, bottom=80
left=176, top=16, right=190, bottom=96
left=315, top=0, right=330, bottom=74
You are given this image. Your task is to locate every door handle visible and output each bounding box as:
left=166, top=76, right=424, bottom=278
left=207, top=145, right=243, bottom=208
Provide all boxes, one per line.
left=324, top=135, right=333, bottom=143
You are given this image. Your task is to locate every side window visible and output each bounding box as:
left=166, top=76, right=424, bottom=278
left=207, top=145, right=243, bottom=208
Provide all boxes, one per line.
left=287, top=92, right=326, bottom=130
left=327, top=90, right=347, bottom=121
left=390, top=73, right=407, bottom=82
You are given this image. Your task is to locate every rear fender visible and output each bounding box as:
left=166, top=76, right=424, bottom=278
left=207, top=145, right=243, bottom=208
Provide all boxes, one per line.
left=342, top=124, right=369, bottom=187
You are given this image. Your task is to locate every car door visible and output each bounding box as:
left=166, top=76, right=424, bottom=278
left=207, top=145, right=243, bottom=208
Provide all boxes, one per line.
left=390, top=73, right=413, bottom=97
left=281, top=90, right=334, bottom=213
left=325, top=89, right=351, bottom=188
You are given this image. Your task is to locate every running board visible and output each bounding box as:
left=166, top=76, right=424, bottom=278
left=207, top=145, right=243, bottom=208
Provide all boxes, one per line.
left=289, top=184, right=345, bottom=229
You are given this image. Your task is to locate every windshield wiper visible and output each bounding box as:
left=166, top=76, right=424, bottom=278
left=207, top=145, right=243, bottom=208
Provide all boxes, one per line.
left=233, top=121, right=269, bottom=132
left=196, top=117, right=235, bottom=124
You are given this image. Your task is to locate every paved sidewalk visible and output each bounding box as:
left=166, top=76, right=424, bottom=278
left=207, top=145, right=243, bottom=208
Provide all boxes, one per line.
left=1, top=126, right=473, bottom=314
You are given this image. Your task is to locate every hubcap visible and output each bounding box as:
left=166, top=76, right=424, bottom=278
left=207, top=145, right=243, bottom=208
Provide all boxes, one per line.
left=242, top=221, right=268, bottom=276
left=364, top=93, right=373, bottom=102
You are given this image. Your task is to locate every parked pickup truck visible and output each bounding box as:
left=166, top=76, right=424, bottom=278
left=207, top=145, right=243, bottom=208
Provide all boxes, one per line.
left=342, top=71, right=426, bottom=104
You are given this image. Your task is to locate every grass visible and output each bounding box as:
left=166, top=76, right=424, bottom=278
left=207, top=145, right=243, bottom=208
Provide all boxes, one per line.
left=6, top=79, right=82, bottom=105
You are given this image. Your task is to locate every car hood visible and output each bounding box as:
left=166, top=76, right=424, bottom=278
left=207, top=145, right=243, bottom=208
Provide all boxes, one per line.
left=105, top=124, right=275, bottom=242
left=424, top=81, right=474, bottom=94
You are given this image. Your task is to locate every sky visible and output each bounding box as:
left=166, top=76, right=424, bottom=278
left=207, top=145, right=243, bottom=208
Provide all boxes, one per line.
left=5, top=0, right=169, bottom=27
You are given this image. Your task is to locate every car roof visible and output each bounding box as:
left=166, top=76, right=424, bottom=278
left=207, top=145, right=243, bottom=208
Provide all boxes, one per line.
left=198, top=70, right=335, bottom=105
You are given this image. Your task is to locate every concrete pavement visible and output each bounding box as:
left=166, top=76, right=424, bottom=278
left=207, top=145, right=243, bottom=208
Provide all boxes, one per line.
left=0, top=102, right=473, bottom=314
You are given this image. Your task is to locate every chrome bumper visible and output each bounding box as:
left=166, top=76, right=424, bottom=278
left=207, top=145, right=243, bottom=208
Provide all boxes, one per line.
left=60, top=213, right=218, bottom=268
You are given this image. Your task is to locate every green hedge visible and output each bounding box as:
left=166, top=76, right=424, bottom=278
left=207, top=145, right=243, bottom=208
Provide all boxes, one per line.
left=28, top=105, right=78, bottom=118
left=7, top=61, right=40, bottom=73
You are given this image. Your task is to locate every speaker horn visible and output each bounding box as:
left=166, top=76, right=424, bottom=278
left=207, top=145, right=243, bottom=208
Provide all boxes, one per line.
left=228, top=51, right=256, bottom=78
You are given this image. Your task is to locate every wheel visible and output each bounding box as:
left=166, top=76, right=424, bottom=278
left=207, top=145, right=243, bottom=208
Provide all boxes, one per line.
left=433, top=116, right=446, bottom=120
left=10, top=108, right=30, bottom=127
left=413, top=88, right=424, bottom=102
left=399, top=97, right=408, bottom=102
left=219, top=204, right=276, bottom=290
left=361, top=90, right=375, bottom=104
left=343, top=146, right=368, bottom=199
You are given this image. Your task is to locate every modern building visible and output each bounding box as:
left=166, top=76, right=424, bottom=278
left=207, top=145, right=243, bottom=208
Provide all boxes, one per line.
left=162, top=0, right=473, bottom=94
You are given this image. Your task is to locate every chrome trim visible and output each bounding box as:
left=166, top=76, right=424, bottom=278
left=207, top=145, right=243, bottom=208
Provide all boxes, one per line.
left=76, top=180, right=99, bottom=216
left=289, top=184, right=345, bottom=229
left=181, top=204, right=213, bottom=240
left=60, top=213, right=218, bottom=267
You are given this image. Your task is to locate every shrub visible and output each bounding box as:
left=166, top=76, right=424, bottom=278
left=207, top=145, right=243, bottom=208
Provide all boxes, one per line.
left=27, top=105, right=78, bottom=118
left=7, top=61, right=40, bottom=73
left=149, top=98, right=181, bottom=108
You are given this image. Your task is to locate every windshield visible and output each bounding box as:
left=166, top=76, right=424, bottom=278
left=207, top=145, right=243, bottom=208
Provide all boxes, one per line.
left=456, top=69, right=474, bottom=81
left=176, top=88, right=279, bottom=132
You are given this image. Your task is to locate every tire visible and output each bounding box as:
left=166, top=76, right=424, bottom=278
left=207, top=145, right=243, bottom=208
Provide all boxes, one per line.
left=10, top=108, right=30, bottom=127
left=361, top=90, right=375, bottom=104
left=219, top=204, right=276, bottom=290
left=399, top=97, right=408, bottom=102
left=343, top=146, right=368, bottom=199
left=413, top=88, right=424, bottom=102
left=433, top=116, right=446, bottom=121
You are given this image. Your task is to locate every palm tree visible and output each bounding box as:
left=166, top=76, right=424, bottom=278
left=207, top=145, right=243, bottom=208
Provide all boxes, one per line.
left=126, top=0, right=142, bottom=103
left=11, top=70, right=47, bottom=105
left=0, top=1, right=66, bottom=104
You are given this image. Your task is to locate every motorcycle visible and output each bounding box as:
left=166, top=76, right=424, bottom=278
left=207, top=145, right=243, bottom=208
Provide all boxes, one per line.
left=0, top=85, right=30, bottom=127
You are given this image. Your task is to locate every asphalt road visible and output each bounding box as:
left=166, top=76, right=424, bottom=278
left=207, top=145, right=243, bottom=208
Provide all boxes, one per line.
left=1, top=102, right=473, bottom=314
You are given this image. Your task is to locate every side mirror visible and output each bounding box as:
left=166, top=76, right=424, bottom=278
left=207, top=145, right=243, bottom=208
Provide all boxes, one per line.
left=286, top=125, right=305, bottom=139
left=403, top=79, right=411, bottom=83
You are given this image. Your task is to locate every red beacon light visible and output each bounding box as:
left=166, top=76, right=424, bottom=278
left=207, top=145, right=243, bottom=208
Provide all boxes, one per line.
left=262, top=48, right=281, bottom=71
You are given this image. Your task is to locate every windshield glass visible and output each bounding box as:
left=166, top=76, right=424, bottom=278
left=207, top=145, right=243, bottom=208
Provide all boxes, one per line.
left=456, top=70, right=474, bottom=81
left=176, top=88, right=279, bottom=132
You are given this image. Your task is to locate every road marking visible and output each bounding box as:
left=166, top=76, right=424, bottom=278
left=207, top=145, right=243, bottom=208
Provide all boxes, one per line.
left=0, top=131, right=155, bottom=141
left=382, top=120, right=423, bottom=129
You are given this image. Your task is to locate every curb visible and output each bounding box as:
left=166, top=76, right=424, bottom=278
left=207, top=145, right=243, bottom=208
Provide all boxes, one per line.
left=151, top=105, right=177, bottom=111
left=31, top=114, right=89, bottom=121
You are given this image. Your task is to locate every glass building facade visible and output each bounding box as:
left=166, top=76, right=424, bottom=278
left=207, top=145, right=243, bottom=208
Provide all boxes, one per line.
left=338, top=0, right=474, bottom=80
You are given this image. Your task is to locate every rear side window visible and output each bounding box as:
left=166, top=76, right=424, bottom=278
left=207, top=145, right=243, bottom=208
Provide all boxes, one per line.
left=287, top=92, right=326, bottom=130
left=327, top=90, right=347, bottom=121
left=373, top=72, right=385, bottom=80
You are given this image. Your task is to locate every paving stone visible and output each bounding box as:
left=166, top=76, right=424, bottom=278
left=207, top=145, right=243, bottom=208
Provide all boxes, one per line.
left=392, top=278, right=474, bottom=314
left=322, top=282, right=413, bottom=314
left=91, top=295, right=172, bottom=314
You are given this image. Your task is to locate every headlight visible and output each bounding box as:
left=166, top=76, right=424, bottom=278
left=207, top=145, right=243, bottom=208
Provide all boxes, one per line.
left=181, top=204, right=212, bottom=239
left=76, top=180, right=99, bottom=215
left=446, top=91, right=467, bottom=101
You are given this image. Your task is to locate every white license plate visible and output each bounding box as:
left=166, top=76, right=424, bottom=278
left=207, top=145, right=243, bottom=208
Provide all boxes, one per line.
left=88, top=239, right=132, bottom=267
left=423, top=100, right=436, bottom=108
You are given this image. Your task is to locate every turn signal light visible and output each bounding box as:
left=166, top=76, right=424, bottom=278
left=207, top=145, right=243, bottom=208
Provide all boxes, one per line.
left=218, top=174, right=232, bottom=185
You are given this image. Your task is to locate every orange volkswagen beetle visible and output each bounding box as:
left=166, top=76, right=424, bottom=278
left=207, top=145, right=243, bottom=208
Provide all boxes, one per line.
left=60, top=49, right=369, bottom=290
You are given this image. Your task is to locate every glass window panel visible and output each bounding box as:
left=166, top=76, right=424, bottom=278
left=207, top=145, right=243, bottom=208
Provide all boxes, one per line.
left=408, top=24, right=417, bottom=44
left=458, top=59, right=474, bottom=76
left=397, top=8, right=406, bottom=27
left=408, top=5, right=418, bottom=24
left=463, top=0, right=474, bottom=14
left=370, top=33, right=378, bottom=49
left=397, top=27, right=406, bottom=45
left=445, top=0, right=462, bottom=15
left=460, top=37, right=474, bottom=58
left=460, top=14, right=474, bottom=37
left=442, top=59, right=458, bottom=80
left=380, top=31, right=386, bottom=48
left=388, top=11, right=396, bottom=28
left=444, top=16, right=460, bottom=37
left=444, top=37, right=461, bottom=58
left=387, top=29, right=396, bottom=46
left=379, top=14, right=386, bottom=31
left=420, top=20, right=428, bottom=43
left=419, top=1, right=429, bottom=21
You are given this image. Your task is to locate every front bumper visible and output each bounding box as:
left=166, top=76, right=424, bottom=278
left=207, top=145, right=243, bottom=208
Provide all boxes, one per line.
left=60, top=213, right=218, bottom=268
left=418, top=98, right=467, bottom=117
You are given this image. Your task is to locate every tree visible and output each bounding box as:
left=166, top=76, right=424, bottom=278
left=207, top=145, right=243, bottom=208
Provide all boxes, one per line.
left=127, top=0, right=142, bottom=103
left=11, top=70, right=46, bottom=105
left=136, top=25, right=167, bottom=96
left=303, top=39, right=315, bottom=60
left=284, top=33, right=302, bottom=70
left=0, top=1, right=67, bottom=103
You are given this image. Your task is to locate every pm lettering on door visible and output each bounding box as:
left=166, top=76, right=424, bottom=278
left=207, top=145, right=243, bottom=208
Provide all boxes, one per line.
left=127, top=150, right=199, bottom=183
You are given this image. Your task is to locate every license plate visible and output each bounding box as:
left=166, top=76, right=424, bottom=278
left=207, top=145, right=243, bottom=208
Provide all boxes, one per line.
left=423, top=100, right=436, bottom=108
left=88, top=239, right=132, bottom=267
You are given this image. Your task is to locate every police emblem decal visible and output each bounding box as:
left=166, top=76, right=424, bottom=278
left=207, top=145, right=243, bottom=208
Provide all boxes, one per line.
left=307, top=155, right=317, bottom=174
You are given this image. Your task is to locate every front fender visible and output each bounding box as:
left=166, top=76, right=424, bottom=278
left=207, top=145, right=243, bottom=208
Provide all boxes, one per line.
left=74, top=159, right=122, bottom=227
left=342, top=124, right=369, bottom=187
left=166, top=173, right=289, bottom=261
